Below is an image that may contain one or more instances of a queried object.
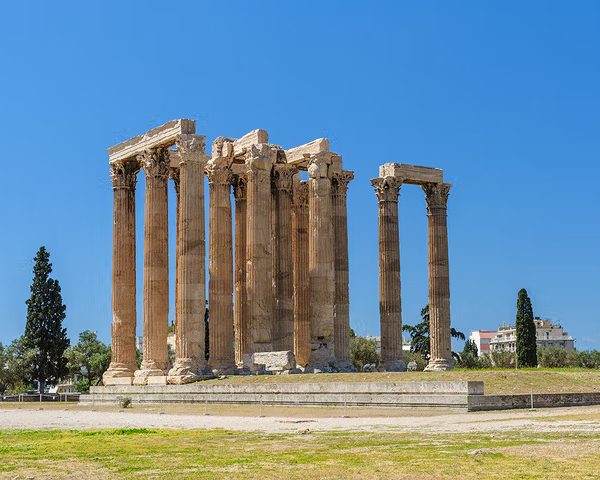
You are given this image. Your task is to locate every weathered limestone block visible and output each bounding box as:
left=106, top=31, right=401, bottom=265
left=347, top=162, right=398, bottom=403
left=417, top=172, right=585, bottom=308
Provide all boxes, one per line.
left=250, top=351, right=296, bottom=372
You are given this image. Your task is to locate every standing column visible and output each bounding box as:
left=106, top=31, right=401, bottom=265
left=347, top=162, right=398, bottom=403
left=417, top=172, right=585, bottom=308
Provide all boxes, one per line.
left=423, top=183, right=453, bottom=371
left=307, top=153, right=336, bottom=369
left=103, top=161, right=138, bottom=385
left=272, top=164, right=296, bottom=351
left=135, top=148, right=170, bottom=384
left=208, top=162, right=235, bottom=374
left=233, top=174, right=248, bottom=366
left=168, top=135, right=211, bottom=383
left=292, top=179, right=310, bottom=367
left=331, top=170, right=354, bottom=370
left=245, top=144, right=276, bottom=359
left=372, top=176, right=405, bottom=371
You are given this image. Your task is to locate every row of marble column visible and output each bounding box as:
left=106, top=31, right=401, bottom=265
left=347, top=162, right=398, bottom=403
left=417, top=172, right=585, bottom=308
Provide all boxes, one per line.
left=371, top=177, right=452, bottom=371
left=103, top=137, right=354, bottom=385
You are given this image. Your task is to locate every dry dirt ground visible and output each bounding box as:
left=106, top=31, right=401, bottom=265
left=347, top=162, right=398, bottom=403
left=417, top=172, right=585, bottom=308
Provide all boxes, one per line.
left=1, top=403, right=599, bottom=435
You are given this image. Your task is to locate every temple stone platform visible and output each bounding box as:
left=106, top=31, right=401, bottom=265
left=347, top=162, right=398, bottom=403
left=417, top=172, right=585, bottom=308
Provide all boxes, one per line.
left=81, top=381, right=600, bottom=412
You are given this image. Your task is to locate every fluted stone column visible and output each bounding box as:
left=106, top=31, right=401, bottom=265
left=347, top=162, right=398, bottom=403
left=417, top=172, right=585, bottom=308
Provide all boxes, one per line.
left=168, top=135, right=211, bottom=383
left=331, top=170, right=354, bottom=370
left=135, top=148, right=170, bottom=384
left=208, top=163, right=235, bottom=374
left=245, top=144, right=276, bottom=358
left=307, top=153, right=336, bottom=369
left=372, top=176, right=405, bottom=371
left=272, top=164, right=296, bottom=351
left=103, top=161, right=138, bottom=385
left=292, top=180, right=310, bottom=367
left=233, top=174, right=248, bottom=366
left=423, top=183, right=453, bottom=371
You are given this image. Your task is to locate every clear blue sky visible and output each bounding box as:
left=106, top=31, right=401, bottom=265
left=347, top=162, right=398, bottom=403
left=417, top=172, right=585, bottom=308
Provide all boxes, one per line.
left=0, top=1, right=598, bottom=349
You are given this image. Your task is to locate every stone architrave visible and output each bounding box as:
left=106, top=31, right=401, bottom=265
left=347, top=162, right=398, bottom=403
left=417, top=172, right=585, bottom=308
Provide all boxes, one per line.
left=422, top=183, right=453, bottom=371
left=103, top=161, right=138, bottom=385
left=372, top=176, right=405, bottom=371
left=271, top=163, right=296, bottom=351
left=331, top=170, right=354, bottom=369
left=291, top=179, right=310, bottom=367
left=306, top=153, right=336, bottom=369
left=167, top=135, right=211, bottom=384
left=134, top=148, right=170, bottom=384
left=233, top=174, right=248, bottom=366
left=245, top=144, right=277, bottom=358
left=207, top=161, right=236, bottom=374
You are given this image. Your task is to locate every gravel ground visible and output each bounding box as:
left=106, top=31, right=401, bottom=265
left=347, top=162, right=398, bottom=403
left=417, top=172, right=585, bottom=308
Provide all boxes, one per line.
left=1, top=404, right=599, bottom=434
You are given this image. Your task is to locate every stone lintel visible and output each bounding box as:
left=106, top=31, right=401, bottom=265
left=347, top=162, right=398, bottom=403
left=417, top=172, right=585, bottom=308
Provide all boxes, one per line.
left=379, top=163, right=444, bottom=185
left=233, top=129, right=269, bottom=158
left=285, top=138, right=329, bottom=167
left=108, top=119, right=196, bottom=164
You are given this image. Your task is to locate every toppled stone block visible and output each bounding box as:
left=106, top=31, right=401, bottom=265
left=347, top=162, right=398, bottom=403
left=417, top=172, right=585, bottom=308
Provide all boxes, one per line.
left=250, top=351, right=296, bottom=372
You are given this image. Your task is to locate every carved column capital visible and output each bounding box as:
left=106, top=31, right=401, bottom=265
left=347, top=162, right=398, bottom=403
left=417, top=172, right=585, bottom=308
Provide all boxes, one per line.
left=169, top=168, right=180, bottom=196
left=422, top=183, right=451, bottom=214
left=138, top=147, right=170, bottom=179
left=292, top=181, right=309, bottom=206
left=207, top=165, right=233, bottom=186
left=110, top=162, right=138, bottom=190
left=331, top=170, right=355, bottom=196
left=245, top=144, right=277, bottom=172
left=371, top=176, right=401, bottom=202
left=175, top=134, right=207, bottom=165
left=307, top=152, right=333, bottom=179
left=232, top=174, right=248, bottom=200
left=272, top=164, right=297, bottom=193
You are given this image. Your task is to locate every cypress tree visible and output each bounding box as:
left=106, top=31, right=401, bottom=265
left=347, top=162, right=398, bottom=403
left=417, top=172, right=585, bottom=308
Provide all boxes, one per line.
left=515, top=288, right=537, bottom=367
left=23, top=247, right=70, bottom=392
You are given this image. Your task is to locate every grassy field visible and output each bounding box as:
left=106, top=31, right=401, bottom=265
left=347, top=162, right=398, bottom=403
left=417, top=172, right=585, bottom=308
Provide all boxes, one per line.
left=205, top=368, right=600, bottom=395
left=0, top=428, right=598, bottom=479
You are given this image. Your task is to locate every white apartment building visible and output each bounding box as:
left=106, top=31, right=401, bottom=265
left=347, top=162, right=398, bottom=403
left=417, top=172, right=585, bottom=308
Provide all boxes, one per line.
left=489, top=318, right=574, bottom=353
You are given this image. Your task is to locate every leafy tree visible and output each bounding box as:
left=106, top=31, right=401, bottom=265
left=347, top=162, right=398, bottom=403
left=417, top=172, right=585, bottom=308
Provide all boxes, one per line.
left=403, top=305, right=465, bottom=357
left=65, top=331, right=111, bottom=392
left=0, top=337, right=38, bottom=394
left=350, top=336, right=380, bottom=371
left=515, top=288, right=537, bottom=367
left=462, top=339, right=478, bottom=357
left=23, top=247, right=70, bottom=392
left=349, top=328, right=356, bottom=338
left=457, top=339, right=481, bottom=369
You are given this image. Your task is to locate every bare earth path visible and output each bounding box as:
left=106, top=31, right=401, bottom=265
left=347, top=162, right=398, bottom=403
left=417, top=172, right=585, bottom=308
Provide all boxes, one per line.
left=1, top=404, right=599, bottom=434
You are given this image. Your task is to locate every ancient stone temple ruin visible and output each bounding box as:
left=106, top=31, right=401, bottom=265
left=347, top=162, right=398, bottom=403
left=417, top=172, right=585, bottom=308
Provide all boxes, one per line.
left=103, top=119, right=354, bottom=385
left=371, top=164, right=453, bottom=371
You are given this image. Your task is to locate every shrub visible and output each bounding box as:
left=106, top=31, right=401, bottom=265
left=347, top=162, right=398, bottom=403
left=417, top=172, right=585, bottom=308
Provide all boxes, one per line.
left=403, top=352, right=427, bottom=371
left=579, top=350, right=600, bottom=369
left=490, top=350, right=516, bottom=368
left=119, top=396, right=132, bottom=409
left=537, top=347, right=579, bottom=368
left=350, top=336, right=380, bottom=371
left=457, top=352, right=481, bottom=369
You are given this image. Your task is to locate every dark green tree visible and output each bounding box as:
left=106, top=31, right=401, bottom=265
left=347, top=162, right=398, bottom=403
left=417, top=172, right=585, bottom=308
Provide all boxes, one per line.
left=64, top=331, right=111, bottom=392
left=462, top=339, right=478, bottom=357
left=0, top=337, right=38, bottom=394
left=515, top=288, right=537, bottom=367
left=350, top=336, right=380, bottom=371
left=403, top=305, right=465, bottom=357
left=23, top=247, right=70, bottom=392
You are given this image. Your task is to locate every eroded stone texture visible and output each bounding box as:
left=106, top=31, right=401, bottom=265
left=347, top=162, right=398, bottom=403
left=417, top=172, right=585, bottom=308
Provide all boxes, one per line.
left=208, top=159, right=235, bottom=374
left=167, top=135, right=211, bottom=384
left=250, top=351, right=296, bottom=372
left=135, top=148, right=171, bottom=384
left=271, top=163, right=296, bottom=351
left=233, top=174, right=249, bottom=366
left=245, top=144, right=277, bottom=358
left=291, top=179, right=310, bottom=368
left=307, top=153, right=336, bottom=369
left=372, top=176, right=405, bottom=372
left=103, top=161, right=138, bottom=385
left=331, top=170, right=354, bottom=369
left=423, top=183, right=452, bottom=371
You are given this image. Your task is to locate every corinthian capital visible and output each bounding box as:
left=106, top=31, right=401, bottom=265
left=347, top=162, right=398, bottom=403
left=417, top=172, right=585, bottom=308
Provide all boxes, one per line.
left=138, top=147, right=170, bottom=178
left=245, top=144, right=277, bottom=173
left=422, top=183, right=451, bottom=214
left=371, top=176, right=401, bottom=202
left=272, top=164, right=297, bottom=193
left=207, top=165, right=232, bottom=186
left=331, top=170, right=355, bottom=196
left=175, top=134, right=207, bottom=164
left=307, top=152, right=333, bottom=179
left=110, top=161, right=138, bottom=190
left=232, top=174, right=248, bottom=200
left=292, top=181, right=309, bottom=207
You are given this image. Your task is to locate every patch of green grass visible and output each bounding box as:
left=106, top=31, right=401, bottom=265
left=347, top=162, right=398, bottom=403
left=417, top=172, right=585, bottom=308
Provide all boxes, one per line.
left=0, top=429, right=598, bottom=479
